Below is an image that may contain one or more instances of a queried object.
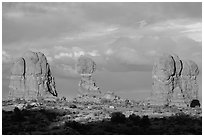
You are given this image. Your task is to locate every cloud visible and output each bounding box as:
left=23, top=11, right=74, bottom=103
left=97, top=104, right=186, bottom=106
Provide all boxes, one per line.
left=2, top=3, right=202, bottom=73
left=87, top=50, right=100, bottom=57
left=53, top=46, right=101, bottom=60
left=2, top=50, right=12, bottom=63
left=51, top=64, right=80, bottom=79
left=54, top=52, right=74, bottom=59
left=3, top=3, right=201, bottom=44
left=105, top=49, right=114, bottom=55
left=110, top=47, right=150, bottom=65
left=81, top=3, right=201, bottom=26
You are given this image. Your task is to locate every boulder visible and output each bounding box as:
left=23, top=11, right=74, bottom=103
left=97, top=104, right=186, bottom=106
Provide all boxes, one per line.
left=9, top=51, right=58, bottom=100
left=190, top=99, right=200, bottom=108
left=76, top=56, right=96, bottom=74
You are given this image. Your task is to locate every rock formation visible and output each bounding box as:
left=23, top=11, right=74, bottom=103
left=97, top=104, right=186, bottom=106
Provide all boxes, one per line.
left=102, top=91, right=120, bottom=101
left=151, top=54, right=175, bottom=106
left=179, top=60, right=199, bottom=105
left=151, top=53, right=199, bottom=107
left=9, top=51, right=57, bottom=100
left=76, top=56, right=101, bottom=96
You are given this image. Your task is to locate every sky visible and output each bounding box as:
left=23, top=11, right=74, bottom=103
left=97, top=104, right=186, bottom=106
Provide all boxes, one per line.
left=2, top=2, right=202, bottom=101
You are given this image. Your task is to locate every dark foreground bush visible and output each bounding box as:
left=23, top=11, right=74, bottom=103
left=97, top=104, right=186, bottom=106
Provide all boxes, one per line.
left=141, top=115, right=150, bottom=127
left=110, top=112, right=126, bottom=123
left=2, top=109, right=202, bottom=135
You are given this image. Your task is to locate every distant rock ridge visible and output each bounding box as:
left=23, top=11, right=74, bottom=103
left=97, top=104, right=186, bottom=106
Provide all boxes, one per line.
left=76, top=56, right=101, bottom=96
left=151, top=53, right=199, bottom=107
left=9, top=51, right=57, bottom=100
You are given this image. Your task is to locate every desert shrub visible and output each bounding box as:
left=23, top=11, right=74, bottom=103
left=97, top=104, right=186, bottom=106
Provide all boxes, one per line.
left=43, top=110, right=60, bottom=121
left=65, top=121, right=82, bottom=129
left=173, top=113, right=192, bottom=124
left=140, top=115, right=150, bottom=127
left=111, top=112, right=126, bottom=123
left=64, top=120, right=88, bottom=134
left=129, top=114, right=141, bottom=124
left=13, top=107, right=24, bottom=121
left=34, top=112, right=50, bottom=126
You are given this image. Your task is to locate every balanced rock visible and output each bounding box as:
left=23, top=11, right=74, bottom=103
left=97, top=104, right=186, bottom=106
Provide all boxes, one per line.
left=9, top=51, right=57, bottom=100
left=76, top=56, right=101, bottom=96
left=76, top=56, right=96, bottom=74
left=151, top=53, right=200, bottom=107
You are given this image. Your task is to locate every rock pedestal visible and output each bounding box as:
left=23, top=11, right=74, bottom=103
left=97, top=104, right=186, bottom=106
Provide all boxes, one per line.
left=9, top=51, right=57, bottom=100
left=78, top=74, right=100, bottom=96
left=76, top=56, right=101, bottom=96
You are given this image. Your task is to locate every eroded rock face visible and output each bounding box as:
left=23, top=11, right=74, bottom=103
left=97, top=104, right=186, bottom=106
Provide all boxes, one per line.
left=179, top=60, right=199, bottom=105
left=151, top=54, right=175, bottom=106
left=76, top=56, right=101, bottom=96
left=151, top=53, right=199, bottom=107
left=9, top=51, right=57, bottom=100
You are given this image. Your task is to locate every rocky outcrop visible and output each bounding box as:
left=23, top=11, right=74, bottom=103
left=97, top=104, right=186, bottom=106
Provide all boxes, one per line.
left=9, top=51, right=57, bottom=100
left=102, top=91, right=120, bottom=101
left=151, top=53, right=199, bottom=107
left=76, top=56, right=101, bottom=96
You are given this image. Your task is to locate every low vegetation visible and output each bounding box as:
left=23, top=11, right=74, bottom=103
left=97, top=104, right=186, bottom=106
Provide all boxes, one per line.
left=2, top=109, right=201, bottom=135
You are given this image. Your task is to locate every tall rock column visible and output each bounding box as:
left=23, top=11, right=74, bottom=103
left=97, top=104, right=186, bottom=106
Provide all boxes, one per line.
left=76, top=56, right=101, bottom=96
left=150, top=53, right=200, bottom=107
left=151, top=54, right=175, bottom=106
left=9, top=51, right=57, bottom=100
left=9, top=58, right=26, bottom=98
left=179, top=60, right=199, bottom=106
left=169, top=54, right=186, bottom=107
